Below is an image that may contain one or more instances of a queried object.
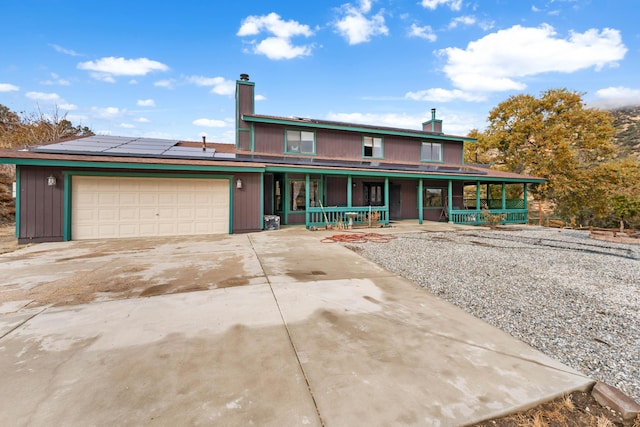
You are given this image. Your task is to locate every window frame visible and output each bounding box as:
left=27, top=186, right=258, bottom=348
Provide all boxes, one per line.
left=420, top=141, right=443, bottom=162
left=362, top=136, right=384, bottom=159
left=288, top=178, right=320, bottom=212
left=423, top=187, right=446, bottom=209
left=285, top=129, right=316, bottom=155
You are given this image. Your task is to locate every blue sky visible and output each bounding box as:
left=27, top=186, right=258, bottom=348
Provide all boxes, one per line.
left=1, top=0, right=637, bottom=144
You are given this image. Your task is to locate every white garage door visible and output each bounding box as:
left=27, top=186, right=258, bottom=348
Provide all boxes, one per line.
left=72, top=176, right=229, bottom=240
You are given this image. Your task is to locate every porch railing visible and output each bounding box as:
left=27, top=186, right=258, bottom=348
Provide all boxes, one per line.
left=463, top=198, right=525, bottom=210
left=307, top=206, right=389, bottom=228
left=449, top=207, right=528, bottom=225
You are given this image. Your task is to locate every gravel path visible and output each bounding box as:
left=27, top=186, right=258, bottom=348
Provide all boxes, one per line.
left=346, top=227, right=640, bottom=402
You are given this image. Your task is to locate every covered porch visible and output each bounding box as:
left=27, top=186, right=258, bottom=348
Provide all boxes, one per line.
left=265, top=170, right=533, bottom=229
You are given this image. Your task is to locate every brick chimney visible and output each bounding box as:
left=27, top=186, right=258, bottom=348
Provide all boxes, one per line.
left=235, top=73, right=255, bottom=150
left=422, top=108, right=443, bottom=134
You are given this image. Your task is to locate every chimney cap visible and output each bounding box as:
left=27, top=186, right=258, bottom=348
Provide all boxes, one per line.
left=240, top=73, right=250, bottom=81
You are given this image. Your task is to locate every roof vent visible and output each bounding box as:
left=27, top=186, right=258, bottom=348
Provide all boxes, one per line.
left=240, top=73, right=250, bottom=81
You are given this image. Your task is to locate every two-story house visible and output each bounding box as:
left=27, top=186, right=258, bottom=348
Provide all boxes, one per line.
left=0, top=74, right=544, bottom=243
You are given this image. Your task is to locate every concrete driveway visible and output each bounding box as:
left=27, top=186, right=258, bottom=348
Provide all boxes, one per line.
left=0, top=227, right=592, bottom=426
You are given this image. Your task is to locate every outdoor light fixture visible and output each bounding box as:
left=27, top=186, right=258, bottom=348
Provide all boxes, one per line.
left=47, top=175, right=57, bottom=186
left=236, top=178, right=243, bottom=189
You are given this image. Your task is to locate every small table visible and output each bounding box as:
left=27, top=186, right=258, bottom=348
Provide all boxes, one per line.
left=345, top=212, right=358, bottom=229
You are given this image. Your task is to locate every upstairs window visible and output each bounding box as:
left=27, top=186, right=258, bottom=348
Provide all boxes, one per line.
left=286, top=130, right=315, bottom=154
left=421, top=142, right=443, bottom=162
left=363, top=136, right=383, bottom=158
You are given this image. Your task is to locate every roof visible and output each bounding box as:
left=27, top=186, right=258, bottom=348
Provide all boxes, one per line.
left=242, top=114, right=476, bottom=142
left=0, top=135, right=545, bottom=183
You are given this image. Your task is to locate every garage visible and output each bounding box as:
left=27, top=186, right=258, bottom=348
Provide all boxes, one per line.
left=71, top=176, right=230, bottom=240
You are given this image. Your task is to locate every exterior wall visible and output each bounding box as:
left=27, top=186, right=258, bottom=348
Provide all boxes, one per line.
left=18, top=166, right=64, bottom=243
left=252, top=123, right=465, bottom=165
left=325, top=176, right=347, bottom=205
left=232, top=172, right=262, bottom=233
left=396, top=179, right=419, bottom=219
left=236, top=80, right=254, bottom=151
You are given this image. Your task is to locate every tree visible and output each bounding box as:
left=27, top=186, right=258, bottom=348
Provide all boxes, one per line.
left=468, top=89, right=619, bottom=225
left=0, top=104, right=93, bottom=149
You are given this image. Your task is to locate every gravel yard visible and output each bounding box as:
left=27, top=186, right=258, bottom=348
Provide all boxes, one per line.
left=347, top=226, right=640, bottom=403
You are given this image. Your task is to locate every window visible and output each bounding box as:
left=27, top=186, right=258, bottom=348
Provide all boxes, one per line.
left=363, top=136, right=383, bottom=158
left=424, top=187, right=446, bottom=208
left=290, top=180, right=319, bottom=211
left=286, top=130, right=315, bottom=154
left=421, top=142, right=443, bottom=162
left=364, top=183, right=384, bottom=206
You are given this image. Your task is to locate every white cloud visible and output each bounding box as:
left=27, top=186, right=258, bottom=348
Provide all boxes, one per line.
left=255, top=94, right=267, bottom=101
left=137, top=99, right=156, bottom=107
left=135, top=117, right=151, bottom=123
left=154, top=79, right=176, bottom=89
left=0, top=83, right=19, bottom=92
left=237, top=12, right=314, bottom=60
left=78, top=57, right=169, bottom=81
left=192, top=118, right=227, bottom=128
left=592, top=86, right=640, bottom=109
left=26, top=91, right=61, bottom=101
left=334, top=3, right=388, bottom=45
left=59, top=103, right=78, bottom=111
left=41, top=73, right=71, bottom=86
left=405, top=88, right=486, bottom=102
left=119, top=123, right=135, bottom=129
left=326, top=112, right=423, bottom=130
left=421, top=0, right=462, bottom=11
left=186, top=76, right=235, bottom=95
left=49, top=44, right=81, bottom=56
left=91, top=106, right=125, bottom=119
left=409, top=24, right=437, bottom=42
left=439, top=24, right=627, bottom=92
left=67, top=114, right=89, bottom=123
left=253, top=37, right=312, bottom=60
left=449, top=15, right=476, bottom=29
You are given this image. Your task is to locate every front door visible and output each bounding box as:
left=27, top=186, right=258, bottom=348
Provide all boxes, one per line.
left=389, top=184, right=401, bottom=220
left=363, top=182, right=384, bottom=206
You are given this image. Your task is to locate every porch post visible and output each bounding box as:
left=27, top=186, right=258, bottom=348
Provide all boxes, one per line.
left=305, top=173, right=310, bottom=228
left=384, top=177, right=389, bottom=222
left=347, top=175, right=352, bottom=208
left=418, top=179, right=423, bottom=224
left=476, top=181, right=481, bottom=210
left=447, top=180, right=453, bottom=223
left=501, top=182, right=506, bottom=210
left=523, top=183, right=528, bottom=210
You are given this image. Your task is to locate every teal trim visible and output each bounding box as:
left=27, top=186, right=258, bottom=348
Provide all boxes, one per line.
left=447, top=180, right=453, bottom=222
left=229, top=179, right=234, bottom=234
left=261, top=165, right=545, bottom=183
left=523, top=183, right=528, bottom=211
left=476, top=181, right=481, bottom=210
left=305, top=174, right=310, bottom=227
left=250, top=123, right=255, bottom=152
left=63, top=173, right=71, bottom=241
left=14, top=165, right=20, bottom=238
left=284, top=129, right=316, bottom=155
left=418, top=179, right=423, bottom=224
left=384, top=177, right=389, bottom=212
left=3, top=158, right=264, bottom=173
left=260, top=173, right=264, bottom=230
left=347, top=175, right=352, bottom=208
left=362, top=136, right=384, bottom=160
left=243, top=115, right=476, bottom=143
left=501, top=183, right=506, bottom=210
left=308, top=206, right=389, bottom=228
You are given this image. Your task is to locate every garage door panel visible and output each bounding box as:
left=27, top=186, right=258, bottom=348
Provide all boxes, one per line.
left=72, top=176, right=230, bottom=240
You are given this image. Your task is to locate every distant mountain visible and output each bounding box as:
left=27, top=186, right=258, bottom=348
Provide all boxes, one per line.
left=610, top=105, right=640, bottom=159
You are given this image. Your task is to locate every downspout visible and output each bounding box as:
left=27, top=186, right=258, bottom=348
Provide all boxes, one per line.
left=447, top=180, right=453, bottom=223
left=305, top=174, right=310, bottom=228
left=418, top=179, right=423, bottom=224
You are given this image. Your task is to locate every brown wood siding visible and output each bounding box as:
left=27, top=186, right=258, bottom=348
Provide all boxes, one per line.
left=325, top=177, right=347, bottom=206
left=397, top=179, right=419, bottom=219
left=253, top=123, right=284, bottom=153
left=19, top=166, right=64, bottom=243
left=233, top=172, right=262, bottom=232
left=316, top=130, right=361, bottom=158
left=443, top=142, right=463, bottom=164
left=238, top=130, right=251, bottom=151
